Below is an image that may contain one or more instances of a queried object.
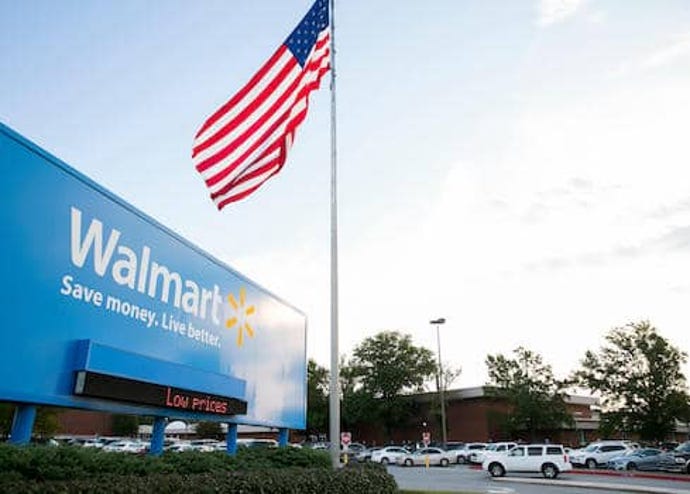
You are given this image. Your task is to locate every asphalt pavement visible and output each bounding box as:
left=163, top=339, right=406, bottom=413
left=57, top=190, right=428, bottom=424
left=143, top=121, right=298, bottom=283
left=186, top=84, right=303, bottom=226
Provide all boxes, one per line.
left=388, top=464, right=690, bottom=494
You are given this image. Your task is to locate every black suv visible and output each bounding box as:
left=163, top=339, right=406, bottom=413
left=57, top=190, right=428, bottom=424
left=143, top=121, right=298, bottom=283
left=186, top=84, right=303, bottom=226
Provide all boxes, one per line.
left=659, top=441, right=690, bottom=473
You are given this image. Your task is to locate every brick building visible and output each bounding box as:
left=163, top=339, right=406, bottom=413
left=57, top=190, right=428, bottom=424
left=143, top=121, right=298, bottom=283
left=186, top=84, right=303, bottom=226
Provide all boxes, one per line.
left=354, top=386, right=600, bottom=447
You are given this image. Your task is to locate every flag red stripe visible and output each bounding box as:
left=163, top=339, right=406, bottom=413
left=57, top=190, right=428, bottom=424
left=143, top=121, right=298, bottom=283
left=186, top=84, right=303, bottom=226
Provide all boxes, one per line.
left=193, top=0, right=330, bottom=209
left=195, top=64, right=306, bottom=174
left=206, top=48, right=329, bottom=194
left=194, top=46, right=289, bottom=139
left=201, top=44, right=329, bottom=187
left=203, top=99, right=292, bottom=187
left=192, top=54, right=298, bottom=158
left=210, top=141, right=283, bottom=199
left=196, top=43, right=329, bottom=173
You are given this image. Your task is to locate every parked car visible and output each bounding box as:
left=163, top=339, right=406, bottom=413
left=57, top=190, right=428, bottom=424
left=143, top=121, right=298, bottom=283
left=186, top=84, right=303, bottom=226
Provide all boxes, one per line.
left=396, top=447, right=453, bottom=467
left=607, top=448, right=666, bottom=471
left=483, top=444, right=572, bottom=479
left=569, top=441, right=634, bottom=469
left=470, top=442, right=517, bottom=464
left=452, top=442, right=487, bottom=464
left=102, top=440, right=147, bottom=453
left=371, top=446, right=410, bottom=465
left=341, top=442, right=367, bottom=455
left=659, top=441, right=690, bottom=473
left=355, top=447, right=381, bottom=462
left=166, top=442, right=196, bottom=453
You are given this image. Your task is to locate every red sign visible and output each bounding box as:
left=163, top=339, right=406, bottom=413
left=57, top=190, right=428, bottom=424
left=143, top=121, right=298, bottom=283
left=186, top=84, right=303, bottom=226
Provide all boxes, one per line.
left=422, top=432, right=431, bottom=446
left=341, top=431, right=352, bottom=445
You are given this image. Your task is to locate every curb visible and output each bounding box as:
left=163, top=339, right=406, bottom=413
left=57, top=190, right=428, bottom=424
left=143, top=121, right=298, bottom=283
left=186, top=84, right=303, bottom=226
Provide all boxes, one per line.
left=494, top=477, right=690, bottom=494
left=571, top=469, right=690, bottom=484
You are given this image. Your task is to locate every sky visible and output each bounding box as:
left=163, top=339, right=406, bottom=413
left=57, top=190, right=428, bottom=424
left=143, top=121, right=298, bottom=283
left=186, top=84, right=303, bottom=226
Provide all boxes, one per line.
left=3, top=0, right=690, bottom=390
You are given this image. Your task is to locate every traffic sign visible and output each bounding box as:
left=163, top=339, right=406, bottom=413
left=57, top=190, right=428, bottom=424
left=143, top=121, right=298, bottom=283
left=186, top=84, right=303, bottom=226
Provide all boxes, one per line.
left=422, top=432, right=431, bottom=446
left=341, top=431, right=352, bottom=446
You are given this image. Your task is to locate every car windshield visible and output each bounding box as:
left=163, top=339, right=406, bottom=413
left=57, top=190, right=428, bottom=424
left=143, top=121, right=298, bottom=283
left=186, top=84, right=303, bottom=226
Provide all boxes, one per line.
left=583, top=445, right=599, bottom=452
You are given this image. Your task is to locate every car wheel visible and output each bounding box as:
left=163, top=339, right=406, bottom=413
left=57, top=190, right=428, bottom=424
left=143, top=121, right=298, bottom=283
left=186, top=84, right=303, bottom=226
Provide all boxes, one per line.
left=488, top=462, right=505, bottom=478
left=381, top=457, right=389, bottom=465
left=457, top=455, right=466, bottom=464
left=585, top=459, right=597, bottom=469
left=440, top=458, right=449, bottom=467
left=626, top=462, right=637, bottom=471
left=542, top=463, right=559, bottom=479
left=404, top=459, right=413, bottom=467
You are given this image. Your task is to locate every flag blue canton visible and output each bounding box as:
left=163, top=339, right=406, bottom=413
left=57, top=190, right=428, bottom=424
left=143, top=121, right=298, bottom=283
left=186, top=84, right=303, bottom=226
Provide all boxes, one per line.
left=284, top=0, right=329, bottom=66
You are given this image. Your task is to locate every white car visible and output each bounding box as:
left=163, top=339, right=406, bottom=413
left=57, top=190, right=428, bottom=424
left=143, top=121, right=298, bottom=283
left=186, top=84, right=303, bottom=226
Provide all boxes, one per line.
left=569, top=441, right=634, bottom=469
left=396, top=447, right=453, bottom=467
left=451, top=442, right=487, bottom=464
left=102, top=440, right=146, bottom=453
left=483, top=444, right=572, bottom=479
left=370, top=446, right=409, bottom=465
left=166, top=442, right=196, bottom=453
left=470, top=442, right=517, bottom=464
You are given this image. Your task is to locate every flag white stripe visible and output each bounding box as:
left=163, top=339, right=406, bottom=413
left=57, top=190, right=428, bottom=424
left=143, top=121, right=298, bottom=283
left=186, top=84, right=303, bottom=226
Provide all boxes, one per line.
left=199, top=39, right=330, bottom=185
left=193, top=54, right=300, bottom=165
left=209, top=147, right=282, bottom=197
left=194, top=49, right=294, bottom=145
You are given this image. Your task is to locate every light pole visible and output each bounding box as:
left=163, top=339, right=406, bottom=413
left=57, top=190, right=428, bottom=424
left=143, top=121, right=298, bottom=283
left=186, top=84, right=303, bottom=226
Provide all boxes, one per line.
left=430, top=317, right=447, bottom=448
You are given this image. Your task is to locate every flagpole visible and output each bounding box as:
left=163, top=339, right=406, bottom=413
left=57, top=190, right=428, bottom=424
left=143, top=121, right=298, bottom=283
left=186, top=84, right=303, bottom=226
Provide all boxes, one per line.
left=328, top=0, right=341, bottom=469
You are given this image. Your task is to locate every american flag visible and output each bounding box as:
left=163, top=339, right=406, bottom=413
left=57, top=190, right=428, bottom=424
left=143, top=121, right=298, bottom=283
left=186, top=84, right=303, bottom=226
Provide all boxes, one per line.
left=193, top=0, right=331, bottom=210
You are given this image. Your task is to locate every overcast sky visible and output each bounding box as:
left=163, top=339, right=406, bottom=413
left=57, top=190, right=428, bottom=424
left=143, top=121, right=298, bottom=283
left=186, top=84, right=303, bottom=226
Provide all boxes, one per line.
left=3, top=0, right=690, bottom=389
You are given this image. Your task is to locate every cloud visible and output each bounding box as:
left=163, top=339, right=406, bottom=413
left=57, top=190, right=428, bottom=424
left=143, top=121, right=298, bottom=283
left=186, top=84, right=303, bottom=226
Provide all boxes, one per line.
left=537, top=0, right=586, bottom=26
left=521, top=222, right=690, bottom=273
left=640, top=32, right=690, bottom=70
left=613, top=32, right=690, bottom=77
left=647, top=197, right=690, bottom=221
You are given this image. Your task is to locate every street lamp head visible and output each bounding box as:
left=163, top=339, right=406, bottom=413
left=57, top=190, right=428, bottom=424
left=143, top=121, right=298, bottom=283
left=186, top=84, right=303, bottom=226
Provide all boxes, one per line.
left=430, top=318, right=446, bottom=325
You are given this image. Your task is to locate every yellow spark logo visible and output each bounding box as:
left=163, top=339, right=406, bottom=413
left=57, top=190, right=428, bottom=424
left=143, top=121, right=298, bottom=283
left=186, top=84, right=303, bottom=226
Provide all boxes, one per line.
left=225, top=287, right=256, bottom=347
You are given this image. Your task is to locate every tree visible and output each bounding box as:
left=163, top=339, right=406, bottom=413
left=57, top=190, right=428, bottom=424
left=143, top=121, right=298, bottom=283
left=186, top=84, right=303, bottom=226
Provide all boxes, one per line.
left=0, top=403, right=14, bottom=439
left=111, top=414, right=139, bottom=437
left=428, top=362, right=462, bottom=436
left=573, top=320, right=689, bottom=441
left=486, top=346, right=572, bottom=441
left=0, top=404, right=61, bottom=439
left=340, top=357, right=377, bottom=432
left=347, top=331, right=437, bottom=440
left=195, top=421, right=223, bottom=439
left=306, top=359, right=329, bottom=436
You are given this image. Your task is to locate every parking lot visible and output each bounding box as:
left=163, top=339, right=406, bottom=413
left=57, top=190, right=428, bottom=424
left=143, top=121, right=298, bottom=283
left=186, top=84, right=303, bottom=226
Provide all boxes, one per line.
left=388, top=464, right=690, bottom=494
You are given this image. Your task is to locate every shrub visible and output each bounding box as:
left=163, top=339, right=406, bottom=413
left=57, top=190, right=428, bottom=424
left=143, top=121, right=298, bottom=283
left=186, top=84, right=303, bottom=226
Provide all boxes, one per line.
left=0, top=444, right=397, bottom=493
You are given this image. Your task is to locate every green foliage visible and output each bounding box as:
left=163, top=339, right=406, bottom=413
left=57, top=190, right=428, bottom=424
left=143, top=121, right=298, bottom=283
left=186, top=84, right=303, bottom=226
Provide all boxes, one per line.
left=0, top=405, right=61, bottom=440
left=0, top=403, right=13, bottom=439
left=0, top=444, right=396, bottom=493
left=345, top=331, right=437, bottom=439
left=307, top=359, right=330, bottom=435
left=485, top=346, right=572, bottom=441
left=110, top=414, right=139, bottom=437
left=194, top=421, right=223, bottom=439
left=573, top=320, right=689, bottom=441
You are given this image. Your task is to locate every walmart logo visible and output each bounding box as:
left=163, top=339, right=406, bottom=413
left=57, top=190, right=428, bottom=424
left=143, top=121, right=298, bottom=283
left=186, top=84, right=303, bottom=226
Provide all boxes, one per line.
left=225, top=287, right=256, bottom=347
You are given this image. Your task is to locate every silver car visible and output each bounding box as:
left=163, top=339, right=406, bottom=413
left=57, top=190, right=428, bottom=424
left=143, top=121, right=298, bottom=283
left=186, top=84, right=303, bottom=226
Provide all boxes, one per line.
left=396, top=447, right=453, bottom=467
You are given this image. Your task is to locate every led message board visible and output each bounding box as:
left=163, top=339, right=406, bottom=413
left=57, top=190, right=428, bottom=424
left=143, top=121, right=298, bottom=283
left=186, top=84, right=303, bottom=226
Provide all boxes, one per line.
left=0, top=123, right=307, bottom=428
left=74, top=371, right=248, bottom=416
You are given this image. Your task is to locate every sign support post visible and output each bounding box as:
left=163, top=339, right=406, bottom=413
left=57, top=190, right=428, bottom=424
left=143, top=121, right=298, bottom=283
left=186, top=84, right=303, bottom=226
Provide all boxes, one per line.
left=9, top=405, right=36, bottom=445
left=278, top=428, right=289, bottom=447
left=225, top=423, right=238, bottom=455
left=149, top=417, right=167, bottom=456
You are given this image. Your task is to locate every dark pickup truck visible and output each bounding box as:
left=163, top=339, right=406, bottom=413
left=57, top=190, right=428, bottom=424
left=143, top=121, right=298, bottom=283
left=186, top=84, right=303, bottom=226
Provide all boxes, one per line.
left=659, top=441, right=690, bottom=473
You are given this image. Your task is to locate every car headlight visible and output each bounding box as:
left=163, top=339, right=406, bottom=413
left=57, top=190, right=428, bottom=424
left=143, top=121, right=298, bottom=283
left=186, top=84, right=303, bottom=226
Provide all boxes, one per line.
left=675, top=458, right=685, bottom=464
